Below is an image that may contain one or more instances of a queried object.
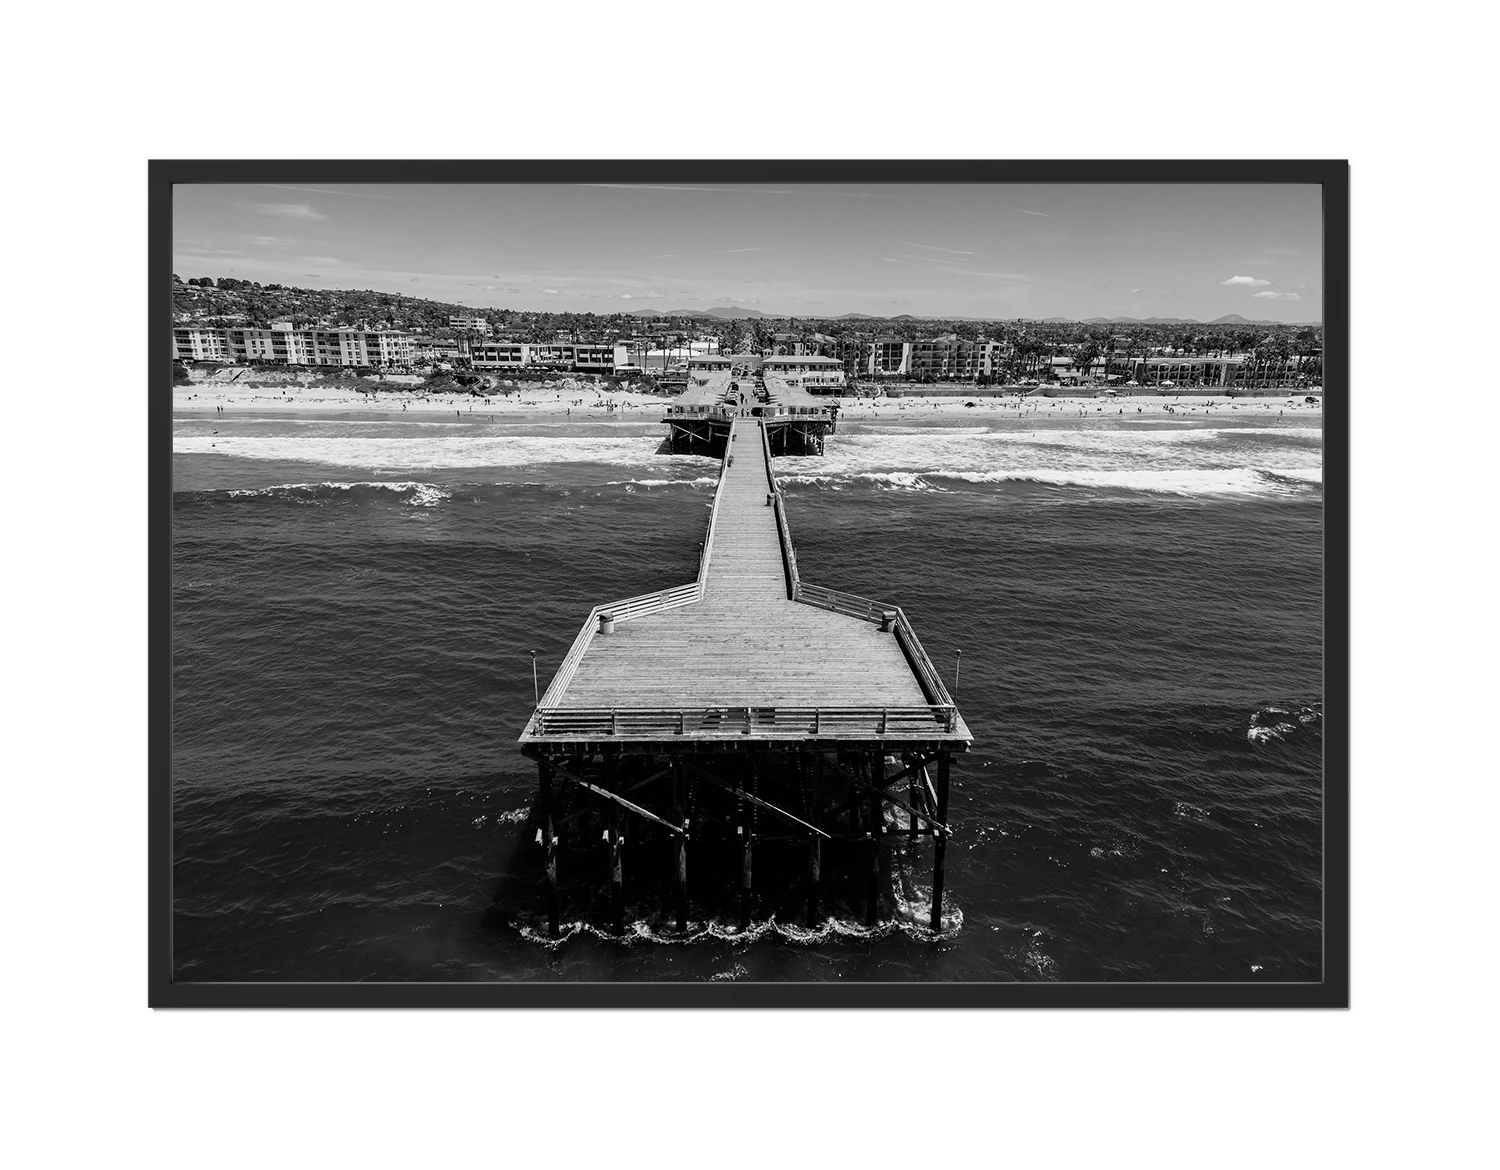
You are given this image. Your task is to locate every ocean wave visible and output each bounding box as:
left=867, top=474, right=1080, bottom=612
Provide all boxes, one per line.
left=1247, top=703, right=1322, bottom=744
left=777, top=471, right=954, bottom=493
left=225, top=480, right=452, bottom=507
left=605, top=476, right=719, bottom=488
left=175, top=433, right=681, bottom=470
left=511, top=906, right=962, bottom=949
left=781, top=467, right=1319, bottom=497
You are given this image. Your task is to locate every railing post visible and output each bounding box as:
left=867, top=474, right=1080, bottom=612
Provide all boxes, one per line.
left=814, top=708, right=821, bottom=734
left=611, top=708, right=618, bottom=736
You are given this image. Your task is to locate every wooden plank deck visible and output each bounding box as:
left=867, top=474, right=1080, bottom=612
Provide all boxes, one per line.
left=522, top=417, right=969, bottom=745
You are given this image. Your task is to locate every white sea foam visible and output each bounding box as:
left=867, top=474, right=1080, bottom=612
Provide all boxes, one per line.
left=182, top=416, right=1322, bottom=498
left=225, top=480, right=453, bottom=506
left=177, top=433, right=678, bottom=470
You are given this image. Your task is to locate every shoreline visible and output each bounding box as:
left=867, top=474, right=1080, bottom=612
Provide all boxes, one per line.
left=174, top=383, right=1322, bottom=424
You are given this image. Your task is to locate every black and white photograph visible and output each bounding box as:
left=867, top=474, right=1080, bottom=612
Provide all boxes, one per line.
left=155, top=162, right=1344, bottom=1003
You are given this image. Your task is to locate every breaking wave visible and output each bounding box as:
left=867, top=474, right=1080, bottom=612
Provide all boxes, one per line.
left=224, top=481, right=453, bottom=506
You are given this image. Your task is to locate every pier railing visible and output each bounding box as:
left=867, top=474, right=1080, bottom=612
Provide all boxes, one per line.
left=791, top=584, right=956, bottom=709
left=526, top=703, right=960, bottom=739
left=534, top=417, right=957, bottom=722
left=537, top=435, right=734, bottom=709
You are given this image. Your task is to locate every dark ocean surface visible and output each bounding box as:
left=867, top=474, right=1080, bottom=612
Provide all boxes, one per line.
left=172, top=406, right=1323, bottom=982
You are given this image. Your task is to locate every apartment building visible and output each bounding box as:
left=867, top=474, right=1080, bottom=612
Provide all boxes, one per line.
left=172, top=327, right=234, bottom=362
left=760, top=355, right=847, bottom=389
left=861, top=338, right=1003, bottom=380
left=448, top=315, right=492, bottom=334
left=172, top=326, right=415, bottom=368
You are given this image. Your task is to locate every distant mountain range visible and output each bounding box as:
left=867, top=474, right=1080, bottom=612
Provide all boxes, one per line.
left=622, top=306, right=1318, bottom=326
left=1076, top=313, right=1310, bottom=326
left=629, top=305, right=771, bottom=320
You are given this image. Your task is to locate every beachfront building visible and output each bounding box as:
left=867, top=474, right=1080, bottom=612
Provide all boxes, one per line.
left=467, top=341, right=647, bottom=374
left=172, top=327, right=234, bottom=362
left=860, top=338, right=1003, bottom=380
left=864, top=340, right=911, bottom=377
left=171, top=326, right=415, bottom=369
left=760, top=354, right=847, bottom=390
left=908, top=338, right=1001, bottom=381
left=448, top=315, right=491, bottom=335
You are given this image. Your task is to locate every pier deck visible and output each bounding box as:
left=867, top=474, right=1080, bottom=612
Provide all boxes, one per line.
left=517, top=415, right=970, bottom=935
left=520, top=416, right=968, bottom=749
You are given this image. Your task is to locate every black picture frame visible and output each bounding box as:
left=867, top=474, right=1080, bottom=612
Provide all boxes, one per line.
left=150, top=159, right=1348, bottom=1008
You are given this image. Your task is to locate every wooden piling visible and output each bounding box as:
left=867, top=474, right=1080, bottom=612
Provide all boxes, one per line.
left=930, top=752, right=950, bottom=933
left=539, top=759, right=559, bottom=939
left=867, top=753, right=883, bottom=926
left=908, top=757, right=919, bottom=844
left=807, top=754, right=822, bottom=926
left=605, top=753, right=624, bottom=932
left=740, top=822, right=753, bottom=932
left=673, top=758, right=688, bottom=933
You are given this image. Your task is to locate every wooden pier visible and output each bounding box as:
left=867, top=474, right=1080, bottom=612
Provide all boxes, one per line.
left=519, top=409, right=970, bottom=938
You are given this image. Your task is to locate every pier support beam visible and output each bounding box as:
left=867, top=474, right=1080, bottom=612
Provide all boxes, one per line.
left=739, top=813, right=753, bottom=932
left=673, top=758, right=688, bottom=933
left=867, top=755, right=883, bottom=926
left=908, top=757, right=919, bottom=845
left=807, top=754, right=822, bottom=927
left=605, top=753, right=624, bottom=933
left=540, top=759, right=564, bottom=942
left=930, top=753, right=950, bottom=933
left=539, top=759, right=560, bottom=939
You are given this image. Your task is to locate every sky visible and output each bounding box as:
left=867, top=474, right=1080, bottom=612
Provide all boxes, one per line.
left=173, top=183, right=1322, bottom=322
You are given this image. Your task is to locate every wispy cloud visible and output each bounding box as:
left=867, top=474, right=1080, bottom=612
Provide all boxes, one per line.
left=1252, top=290, right=1302, bottom=300
left=966, top=269, right=1031, bottom=281
left=893, top=253, right=970, bottom=266
left=1221, top=274, right=1270, bottom=286
left=248, top=202, right=327, bottom=221
left=1263, top=247, right=1302, bottom=256
left=651, top=246, right=765, bottom=259
left=898, top=241, right=975, bottom=255
left=262, top=184, right=397, bottom=200
left=1012, top=207, right=1051, bottom=217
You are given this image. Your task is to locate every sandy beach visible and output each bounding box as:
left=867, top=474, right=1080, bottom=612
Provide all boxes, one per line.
left=174, top=372, right=1322, bottom=424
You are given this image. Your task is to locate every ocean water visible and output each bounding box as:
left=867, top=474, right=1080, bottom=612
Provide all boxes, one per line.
left=172, top=403, right=1323, bottom=982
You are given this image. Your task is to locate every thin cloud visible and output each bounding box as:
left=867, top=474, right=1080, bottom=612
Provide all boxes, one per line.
left=1011, top=207, right=1051, bottom=217
left=898, top=241, right=976, bottom=255
left=1263, top=247, right=1302, bottom=256
left=248, top=202, right=327, bottom=221
left=262, top=184, right=397, bottom=199
left=967, top=269, right=1032, bottom=281
left=894, top=253, right=971, bottom=266
left=1221, top=275, right=1270, bottom=286
left=651, top=246, right=765, bottom=259
left=1252, top=291, right=1302, bottom=300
